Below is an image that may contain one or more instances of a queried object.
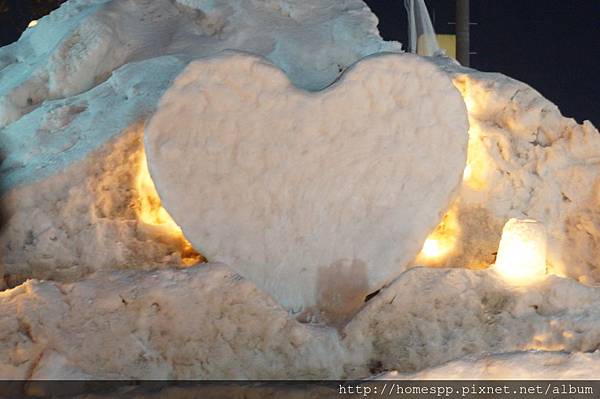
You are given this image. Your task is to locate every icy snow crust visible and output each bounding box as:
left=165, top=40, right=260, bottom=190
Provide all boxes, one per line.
left=145, top=51, right=468, bottom=317
left=0, top=56, right=185, bottom=193
left=0, top=0, right=600, bottom=383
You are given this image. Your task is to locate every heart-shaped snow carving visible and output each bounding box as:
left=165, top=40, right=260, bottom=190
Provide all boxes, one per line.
left=145, top=52, right=468, bottom=321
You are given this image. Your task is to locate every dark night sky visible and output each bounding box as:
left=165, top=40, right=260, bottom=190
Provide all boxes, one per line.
left=1, top=0, right=599, bottom=127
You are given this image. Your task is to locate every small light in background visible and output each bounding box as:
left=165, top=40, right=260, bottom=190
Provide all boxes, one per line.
left=494, top=218, right=547, bottom=285
left=28, top=20, right=38, bottom=28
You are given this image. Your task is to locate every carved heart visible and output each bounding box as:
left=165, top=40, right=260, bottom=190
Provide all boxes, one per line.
left=145, top=52, right=468, bottom=321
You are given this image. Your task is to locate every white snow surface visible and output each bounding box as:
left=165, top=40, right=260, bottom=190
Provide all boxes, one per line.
left=0, top=124, right=203, bottom=284
left=1, top=264, right=600, bottom=380
left=0, top=0, right=398, bottom=283
left=0, top=0, right=398, bottom=190
left=0, top=0, right=599, bottom=383
left=145, top=51, right=468, bottom=318
left=378, top=351, right=600, bottom=380
left=414, top=58, right=600, bottom=284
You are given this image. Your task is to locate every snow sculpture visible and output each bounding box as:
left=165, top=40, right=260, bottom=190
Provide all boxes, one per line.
left=145, top=51, right=469, bottom=319
left=0, top=0, right=399, bottom=283
left=1, top=0, right=599, bottom=383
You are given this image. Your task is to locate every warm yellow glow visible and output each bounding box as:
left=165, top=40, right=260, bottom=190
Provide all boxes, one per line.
left=413, top=76, right=491, bottom=267
left=136, top=152, right=202, bottom=266
left=415, top=205, right=460, bottom=264
left=563, top=331, right=574, bottom=339
left=524, top=333, right=565, bottom=351
left=453, top=76, right=476, bottom=114
left=421, top=238, right=444, bottom=258
left=462, top=127, right=489, bottom=190
left=494, top=218, right=547, bottom=285
left=28, top=20, right=38, bottom=28
left=452, top=77, right=490, bottom=191
left=462, top=164, right=472, bottom=181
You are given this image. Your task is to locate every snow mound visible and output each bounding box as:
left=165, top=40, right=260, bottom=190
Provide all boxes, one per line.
left=0, top=121, right=201, bottom=285
left=145, top=51, right=468, bottom=318
left=0, top=54, right=185, bottom=194
left=413, top=59, right=600, bottom=284
left=0, top=0, right=398, bottom=131
left=342, top=267, right=600, bottom=375
left=0, top=0, right=397, bottom=283
left=0, top=264, right=345, bottom=380
left=1, top=264, right=599, bottom=380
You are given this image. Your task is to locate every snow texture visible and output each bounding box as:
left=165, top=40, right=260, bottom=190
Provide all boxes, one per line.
left=0, top=0, right=397, bottom=191
left=342, top=267, right=600, bottom=376
left=0, top=0, right=398, bottom=283
left=378, top=351, right=600, bottom=380
left=145, top=51, right=468, bottom=318
left=1, top=264, right=599, bottom=380
left=0, top=264, right=346, bottom=380
left=0, top=124, right=201, bottom=285
left=413, top=58, right=600, bottom=285
left=0, top=0, right=599, bottom=383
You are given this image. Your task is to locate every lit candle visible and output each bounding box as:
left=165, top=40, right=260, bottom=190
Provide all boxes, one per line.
left=494, top=218, right=547, bottom=284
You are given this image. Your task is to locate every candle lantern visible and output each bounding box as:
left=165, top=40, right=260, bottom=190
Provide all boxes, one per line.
left=494, top=218, right=547, bottom=284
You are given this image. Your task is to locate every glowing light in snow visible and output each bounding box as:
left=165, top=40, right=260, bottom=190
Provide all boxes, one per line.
left=421, top=238, right=444, bottom=258
left=28, top=20, right=38, bottom=28
left=460, top=123, right=489, bottom=191
left=494, top=218, right=547, bottom=285
left=462, top=164, right=472, bottom=181
left=451, top=77, right=488, bottom=190
left=136, top=151, right=202, bottom=266
left=416, top=205, right=460, bottom=263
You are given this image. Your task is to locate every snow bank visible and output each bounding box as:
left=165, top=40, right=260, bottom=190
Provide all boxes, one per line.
left=0, top=0, right=398, bottom=131
left=378, top=351, right=600, bottom=380
left=145, top=51, right=468, bottom=318
left=414, top=58, right=600, bottom=284
left=1, top=264, right=599, bottom=380
left=0, top=264, right=345, bottom=380
left=343, top=267, right=600, bottom=376
left=0, top=120, right=201, bottom=285
left=0, top=0, right=398, bottom=283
